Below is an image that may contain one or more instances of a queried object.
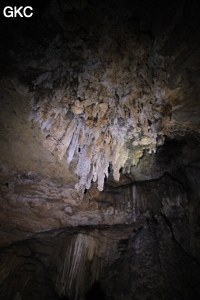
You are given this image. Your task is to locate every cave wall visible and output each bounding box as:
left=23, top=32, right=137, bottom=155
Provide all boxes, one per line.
left=0, top=0, right=200, bottom=299
left=1, top=161, right=200, bottom=299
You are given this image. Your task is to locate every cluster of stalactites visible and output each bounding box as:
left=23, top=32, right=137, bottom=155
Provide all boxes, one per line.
left=30, top=87, right=166, bottom=198
left=30, top=39, right=169, bottom=197
left=53, top=232, right=113, bottom=299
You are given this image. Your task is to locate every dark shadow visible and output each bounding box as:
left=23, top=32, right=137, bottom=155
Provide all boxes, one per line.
left=85, top=281, right=106, bottom=300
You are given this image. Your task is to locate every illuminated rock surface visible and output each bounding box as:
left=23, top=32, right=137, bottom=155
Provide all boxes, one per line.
left=0, top=0, right=200, bottom=299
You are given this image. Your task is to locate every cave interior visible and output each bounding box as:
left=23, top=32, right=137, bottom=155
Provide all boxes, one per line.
left=0, top=0, right=200, bottom=299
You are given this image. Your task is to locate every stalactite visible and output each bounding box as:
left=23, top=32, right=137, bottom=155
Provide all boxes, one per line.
left=30, top=26, right=171, bottom=198
left=53, top=230, right=118, bottom=299
left=132, top=185, right=137, bottom=222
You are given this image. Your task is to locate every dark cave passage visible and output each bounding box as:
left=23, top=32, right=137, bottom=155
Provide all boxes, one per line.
left=85, top=281, right=106, bottom=300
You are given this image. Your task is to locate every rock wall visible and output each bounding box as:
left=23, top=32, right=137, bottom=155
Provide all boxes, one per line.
left=0, top=0, right=200, bottom=299
left=1, top=162, right=200, bottom=299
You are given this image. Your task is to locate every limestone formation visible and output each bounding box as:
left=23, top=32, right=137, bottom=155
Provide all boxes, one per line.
left=30, top=29, right=170, bottom=196
left=0, top=0, right=200, bottom=299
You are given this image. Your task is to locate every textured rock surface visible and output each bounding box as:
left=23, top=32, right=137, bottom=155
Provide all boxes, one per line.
left=105, top=217, right=200, bottom=300
left=0, top=0, right=200, bottom=299
left=1, top=0, right=200, bottom=196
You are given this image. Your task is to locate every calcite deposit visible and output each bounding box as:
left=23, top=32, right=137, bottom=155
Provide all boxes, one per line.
left=27, top=0, right=200, bottom=198
left=0, top=0, right=200, bottom=299
left=30, top=21, right=170, bottom=196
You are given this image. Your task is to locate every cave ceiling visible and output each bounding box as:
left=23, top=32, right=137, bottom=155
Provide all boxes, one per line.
left=1, top=1, right=200, bottom=300
left=0, top=0, right=200, bottom=243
